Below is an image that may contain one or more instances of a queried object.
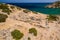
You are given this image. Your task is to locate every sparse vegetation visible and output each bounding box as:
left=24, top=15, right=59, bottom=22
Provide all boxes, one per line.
left=33, top=11, right=38, bottom=14
left=55, top=1, right=60, bottom=5
left=2, top=9, right=11, bottom=15
left=0, top=3, right=8, bottom=9
left=46, top=15, right=59, bottom=21
left=28, top=37, right=31, bottom=40
left=46, top=1, right=60, bottom=8
left=11, top=29, right=24, bottom=40
left=29, top=28, right=37, bottom=36
left=23, top=9, right=31, bottom=13
left=54, top=1, right=60, bottom=8
left=0, top=14, right=8, bottom=22
left=16, top=6, right=21, bottom=10
left=10, top=5, right=15, bottom=9
left=0, top=3, right=11, bottom=15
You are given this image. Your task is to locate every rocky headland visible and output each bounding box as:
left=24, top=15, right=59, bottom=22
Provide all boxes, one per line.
left=46, top=1, right=60, bottom=8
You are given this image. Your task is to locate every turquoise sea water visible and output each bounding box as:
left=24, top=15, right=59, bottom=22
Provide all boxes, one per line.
left=8, top=3, right=60, bottom=15
left=31, top=8, right=60, bottom=15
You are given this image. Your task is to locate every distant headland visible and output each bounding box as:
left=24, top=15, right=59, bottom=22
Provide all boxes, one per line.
left=46, top=1, right=60, bottom=8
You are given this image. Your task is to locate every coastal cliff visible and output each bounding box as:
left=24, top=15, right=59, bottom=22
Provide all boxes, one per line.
left=0, top=3, right=60, bottom=40
left=46, top=1, right=60, bottom=8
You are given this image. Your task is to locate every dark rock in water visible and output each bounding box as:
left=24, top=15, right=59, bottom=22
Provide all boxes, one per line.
left=46, top=1, right=60, bottom=8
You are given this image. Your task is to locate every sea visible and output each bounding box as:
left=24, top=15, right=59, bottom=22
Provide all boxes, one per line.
left=7, top=3, right=60, bottom=15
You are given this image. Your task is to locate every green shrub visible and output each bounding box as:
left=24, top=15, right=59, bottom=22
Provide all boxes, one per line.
left=23, top=9, right=31, bottom=13
left=0, top=3, right=8, bottom=9
left=29, top=28, right=37, bottom=36
left=0, top=14, right=8, bottom=22
left=2, top=9, right=11, bottom=15
left=0, top=4, right=11, bottom=15
left=33, top=11, right=38, bottom=14
left=16, top=6, right=21, bottom=10
left=28, top=37, right=31, bottom=40
left=46, top=15, right=59, bottom=21
left=11, top=29, right=24, bottom=40
left=10, top=5, right=15, bottom=9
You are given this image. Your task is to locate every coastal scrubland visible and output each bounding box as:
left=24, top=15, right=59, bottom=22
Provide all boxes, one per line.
left=0, top=3, right=60, bottom=40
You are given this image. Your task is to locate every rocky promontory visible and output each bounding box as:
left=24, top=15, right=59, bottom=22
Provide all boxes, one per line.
left=46, top=1, right=60, bottom=8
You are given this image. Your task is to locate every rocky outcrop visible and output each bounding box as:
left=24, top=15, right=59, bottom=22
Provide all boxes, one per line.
left=46, top=1, right=60, bottom=8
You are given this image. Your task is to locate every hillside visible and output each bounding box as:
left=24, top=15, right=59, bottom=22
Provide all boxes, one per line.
left=46, top=1, right=60, bottom=8
left=0, top=3, right=60, bottom=40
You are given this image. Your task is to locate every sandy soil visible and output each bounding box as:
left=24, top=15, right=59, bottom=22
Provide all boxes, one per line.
left=0, top=4, right=60, bottom=40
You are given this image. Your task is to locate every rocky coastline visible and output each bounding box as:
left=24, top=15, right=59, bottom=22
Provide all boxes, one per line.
left=46, top=1, right=60, bottom=8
